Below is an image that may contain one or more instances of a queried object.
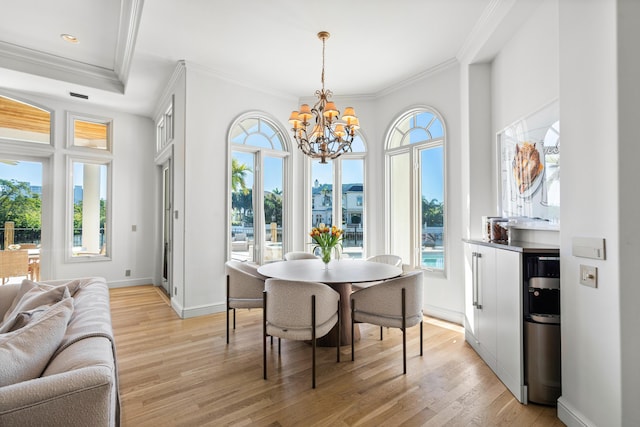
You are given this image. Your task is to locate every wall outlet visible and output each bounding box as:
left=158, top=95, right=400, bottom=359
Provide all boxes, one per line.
left=579, top=264, right=597, bottom=288
left=131, top=224, right=137, bottom=232
left=125, top=269, right=131, bottom=277
left=173, top=287, right=177, bottom=296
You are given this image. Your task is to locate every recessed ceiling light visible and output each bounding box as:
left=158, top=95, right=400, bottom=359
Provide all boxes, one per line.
left=61, top=34, right=79, bottom=44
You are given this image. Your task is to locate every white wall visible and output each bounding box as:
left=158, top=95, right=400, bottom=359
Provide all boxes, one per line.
left=374, top=63, right=465, bottom=323
left=617, top=1, right=640, bottom=424
left=0, top=90, right=156, bottom=287
left=179, top=64, right=297, bottom=316
left=557, top=0, right=624, bottom=425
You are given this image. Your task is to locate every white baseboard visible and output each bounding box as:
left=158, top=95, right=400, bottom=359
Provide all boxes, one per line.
left=107, top=277, right=154, bottom=288
left=424, top=304, right=464, bottom=325
left=557, top=396, right=591, bottom=427
left=174, top=302, right=226, bottom=319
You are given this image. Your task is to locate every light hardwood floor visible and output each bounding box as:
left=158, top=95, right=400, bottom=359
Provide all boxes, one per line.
left=110, top=285, right=564, bottom=427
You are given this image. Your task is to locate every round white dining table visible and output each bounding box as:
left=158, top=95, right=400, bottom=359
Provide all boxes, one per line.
left=258, top=259, right=402, bottom=346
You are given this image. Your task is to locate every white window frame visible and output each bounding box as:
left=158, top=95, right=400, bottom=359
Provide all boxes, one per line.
left=305, top=133, right=367, bottom=258
left=227, top=113, right=290, bottom=264
left=65, top=155, right=113, bottom=262
left=66, top=112, right=113, bottom=153
left=384, top=107, right=447, bottom=275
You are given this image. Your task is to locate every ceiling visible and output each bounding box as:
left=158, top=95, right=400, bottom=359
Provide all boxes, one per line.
left=0, top=0, right=498, bottom=118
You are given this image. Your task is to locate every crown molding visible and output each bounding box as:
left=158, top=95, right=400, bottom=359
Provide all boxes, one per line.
left=375, top=58, right=460, bottom=98
left=0, top=41, right=124, bottom=94
left=114, top=0, right=145, bottom=89
left=152, top=60, right=186, bottom=120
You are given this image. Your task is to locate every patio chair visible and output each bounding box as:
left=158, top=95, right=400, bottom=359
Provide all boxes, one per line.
left=0, top=249, right=29, bottom=284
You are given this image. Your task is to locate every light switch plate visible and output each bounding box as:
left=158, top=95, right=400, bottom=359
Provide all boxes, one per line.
left=580, top=264, right=597, bottom=288
left=572, top=237, right=606, bottom=260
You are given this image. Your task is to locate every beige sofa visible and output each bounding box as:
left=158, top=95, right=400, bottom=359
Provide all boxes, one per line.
left=0, top=277, right=119, bottom=426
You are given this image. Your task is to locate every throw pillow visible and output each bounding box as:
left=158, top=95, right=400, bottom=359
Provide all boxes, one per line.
left=6, top=305, right=50, bottom=333
left=0, top=284, right=70, bottom=334
left=0, top=297, right=74, bottom=387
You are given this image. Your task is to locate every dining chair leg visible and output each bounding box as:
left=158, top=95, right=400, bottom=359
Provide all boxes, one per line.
left=420, top=319, right=423, bottom=356
left=351, top=298, right=355, bottom=362
left=263, top=291, right=267, bottom=380
left=226, top=277, right=230, bottom=344
left=336, top=299, right=341, bottom=363
left=380, top=326, right=383, bottom=340
left=402, top=287, right=407, bottom=375
left=311, top=295, right=316, bottom=389
left=278, top=337, right=281, bottom=355
left=233, top=308, right=236, bottom=329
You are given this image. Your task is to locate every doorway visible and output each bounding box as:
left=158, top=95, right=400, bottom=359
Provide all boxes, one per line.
left=0, top=159, right=43, bottom=284
left=160, top=159, right=173, bottom=297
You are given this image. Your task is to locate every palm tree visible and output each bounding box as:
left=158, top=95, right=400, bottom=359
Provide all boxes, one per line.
left=231, top=158, right=252, bottom=195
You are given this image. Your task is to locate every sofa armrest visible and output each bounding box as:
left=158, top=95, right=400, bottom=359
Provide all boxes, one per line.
left=0, top=366, right=117, bottom=427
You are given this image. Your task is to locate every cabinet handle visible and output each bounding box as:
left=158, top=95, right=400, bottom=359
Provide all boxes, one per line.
left=476, top=252, right=482, bottom=309
left=472, top=252, right=478, bottom=307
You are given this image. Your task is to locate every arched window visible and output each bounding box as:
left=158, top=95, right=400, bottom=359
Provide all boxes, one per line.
left=385, top=108, right=446, bottom=271
left=228, top=114, right=289, bottom=263
left=309, top=133, right=366, bottom=259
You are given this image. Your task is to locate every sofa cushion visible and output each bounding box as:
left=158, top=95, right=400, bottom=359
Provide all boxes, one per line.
left=0, top=297, right=74, bottom=387
left=0, top=282, right=72, bottom=334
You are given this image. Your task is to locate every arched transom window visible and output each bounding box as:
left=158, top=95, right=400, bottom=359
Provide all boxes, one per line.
left=228, top=115, right=289, bottom=264
left=385, top=108, right=446, bottom=271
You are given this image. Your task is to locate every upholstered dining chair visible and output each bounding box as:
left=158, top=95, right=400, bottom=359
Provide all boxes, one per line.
left=225, top=260, right=267, bottom=343
left=263, top=278, right=340, bottom=388
left=352, top=254, right=404, bottom=294
left=366, top=254, right=402, bottom=268
left=284, top=251, right=318, bottom=261
left=350, top=270, right=424, bottom=374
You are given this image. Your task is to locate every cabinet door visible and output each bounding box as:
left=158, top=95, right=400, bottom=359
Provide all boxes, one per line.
left=463, top=243, right=478, bottom=340
left=495, top=249, right=524, bottom=402
left=476, top=245, right=497, bottom=366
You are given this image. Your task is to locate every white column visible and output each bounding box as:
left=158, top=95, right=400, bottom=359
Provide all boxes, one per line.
left=82, top=164, right=101, bottom=253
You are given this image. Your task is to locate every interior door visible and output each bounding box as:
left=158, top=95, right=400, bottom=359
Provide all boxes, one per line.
left=161, top=160, right=173, bottom=296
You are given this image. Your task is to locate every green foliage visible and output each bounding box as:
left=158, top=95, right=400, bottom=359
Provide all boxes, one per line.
left=73, top=199, right=107, bottom=231
left=264, top=189, right=282, bottom=224
left=422, top=197, right=444, bottom=227
left=0, top=179, right=41, bottom=229
left=231, top=158, right=252, bottom=195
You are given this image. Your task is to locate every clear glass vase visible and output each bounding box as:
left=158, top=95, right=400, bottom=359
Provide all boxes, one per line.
left=320, top=246, right=332, bottom=270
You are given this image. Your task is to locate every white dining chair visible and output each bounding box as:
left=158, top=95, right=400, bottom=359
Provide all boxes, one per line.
left=284, top=251, right=318, bottom=261
left=366, top=254, right=402, bottom=267
left=225, top=260, right=267, bottom=344
left=263, top=278, right=340, bottom=388
left=350, top=270, right=424, bottom=374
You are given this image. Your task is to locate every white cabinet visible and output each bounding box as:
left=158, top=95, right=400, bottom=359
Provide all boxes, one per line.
left=464, top=241, right=524, bottom=402
left=464, top=243, right=497, bottom=369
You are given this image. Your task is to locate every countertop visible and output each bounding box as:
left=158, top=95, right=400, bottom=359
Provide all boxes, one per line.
left=463, top=238, right=560, bottom=254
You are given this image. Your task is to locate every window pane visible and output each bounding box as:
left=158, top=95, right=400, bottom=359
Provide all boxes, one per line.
left=264, top=156, right=283, bottom=262
left=0, top=161, right=42, bottom=274
left=311, top=161, right=332, bottom=227
left=341, top=159, right=364, bottom=259
left=0, top=96, right=50, bottom=144
left=231, top=151, right=254, bottom=262
left=420, top=147, right=444, bottom=269
left=72, top=161, right=108, bottom=257
left=389, top=153, right=411, bottom=263
left=73, top=119, right=109, bottom=150
left=349, top=134, right=366, bottom=152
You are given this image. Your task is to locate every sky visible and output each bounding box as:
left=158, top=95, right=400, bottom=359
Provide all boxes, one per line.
left=0, top=160, right=42, bottom=186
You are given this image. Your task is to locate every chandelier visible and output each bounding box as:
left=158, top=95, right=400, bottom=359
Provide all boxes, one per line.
left=288, top=31, right=359, bottom=164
